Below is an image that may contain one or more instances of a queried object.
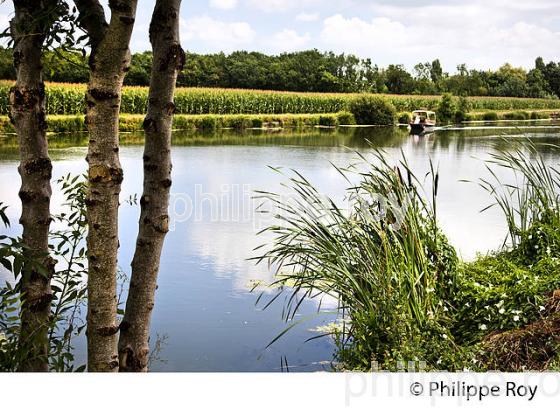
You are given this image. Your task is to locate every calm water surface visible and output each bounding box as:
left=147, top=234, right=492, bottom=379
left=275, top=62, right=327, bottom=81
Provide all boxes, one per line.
left=1, top=124, right=559, bottom=371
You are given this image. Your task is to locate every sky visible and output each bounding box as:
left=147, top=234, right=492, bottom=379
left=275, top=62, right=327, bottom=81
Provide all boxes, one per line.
left=1, top=0, right=559, bottom=71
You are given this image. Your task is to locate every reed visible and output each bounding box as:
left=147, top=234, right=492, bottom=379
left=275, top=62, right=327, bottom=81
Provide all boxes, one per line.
left=253, top=149, right=458, bottom=369
left=478, top=139, right=560, bottom=247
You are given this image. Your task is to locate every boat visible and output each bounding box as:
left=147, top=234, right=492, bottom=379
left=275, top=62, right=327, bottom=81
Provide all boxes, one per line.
left=409, top=110, right=437, bottom=134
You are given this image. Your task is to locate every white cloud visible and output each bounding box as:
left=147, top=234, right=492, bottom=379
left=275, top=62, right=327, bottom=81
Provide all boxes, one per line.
left=270, top=29, right=311, bottom=52
left=245, top=0, right=320, bottom=13
left=209, top=0, right=238, bottom=10
left=181, top=16, right=256, bottom=52
left=319, top=11, right=560, bottom=70
left=295, top=12, right=320, bottom=22
left=0, top=12, right=10, bottom=29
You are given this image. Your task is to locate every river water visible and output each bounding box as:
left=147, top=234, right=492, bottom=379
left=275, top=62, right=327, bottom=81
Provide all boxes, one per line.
left=1, top=123, right=559, bottom=371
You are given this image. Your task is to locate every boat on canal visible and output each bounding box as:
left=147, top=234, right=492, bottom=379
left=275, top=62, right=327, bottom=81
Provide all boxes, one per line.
left=409, top=110, right=437, bottom=134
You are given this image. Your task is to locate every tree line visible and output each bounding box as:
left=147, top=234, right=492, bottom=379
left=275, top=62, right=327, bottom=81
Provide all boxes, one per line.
left=1, top=46, right=559, bottom=98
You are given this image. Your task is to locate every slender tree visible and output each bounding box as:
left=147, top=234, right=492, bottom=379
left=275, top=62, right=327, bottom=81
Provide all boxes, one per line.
left=118, top=0, right=184, bottom=372
left=74, top=0, right=138, bottom=372
left=9, top=0, right=59, bottom=372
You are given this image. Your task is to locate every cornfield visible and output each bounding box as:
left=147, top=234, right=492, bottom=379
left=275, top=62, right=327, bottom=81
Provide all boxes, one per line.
left=1, top=80, right=560, bottom=116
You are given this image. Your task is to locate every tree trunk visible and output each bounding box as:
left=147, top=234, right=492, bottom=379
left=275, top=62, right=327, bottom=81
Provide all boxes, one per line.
left=118, top=0, right=184, bottom=372
left=9, top=0, right=57, bottom=372
left=75, top=0, right=138, bottom=372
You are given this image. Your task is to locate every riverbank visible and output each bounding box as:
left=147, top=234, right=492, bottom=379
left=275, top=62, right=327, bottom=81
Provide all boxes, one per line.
left=0, top=112, right=356, bottom=134
left=1, top=110, right=558, bottom=135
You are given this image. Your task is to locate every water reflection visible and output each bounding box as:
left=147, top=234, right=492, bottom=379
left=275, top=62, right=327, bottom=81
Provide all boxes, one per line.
left=1, top=124, right=559, bottom=371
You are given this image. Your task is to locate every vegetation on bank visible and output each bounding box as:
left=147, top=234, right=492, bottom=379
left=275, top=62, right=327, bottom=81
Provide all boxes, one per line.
left=255, top=141, right=560, bottom=371
left=1, top=47, right=560, bottom=99
left=0, top=81, right=557, bottom=135
left=0, top=112, right=357, bottom=134
left=1, top=110, right=556, bottom=135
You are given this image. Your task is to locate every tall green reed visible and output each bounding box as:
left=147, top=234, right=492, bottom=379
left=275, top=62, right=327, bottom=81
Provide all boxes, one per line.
left=478, top=139, right=560, bottom=247
left=253, top=149, right=457, bottom=367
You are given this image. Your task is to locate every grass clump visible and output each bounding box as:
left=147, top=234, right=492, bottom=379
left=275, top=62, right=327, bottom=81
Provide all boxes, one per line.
left=336, top=111, right=356, bottom=125
left=255, top=150, right=466, bottom=370
left=482, top=111, right=499, bottom=121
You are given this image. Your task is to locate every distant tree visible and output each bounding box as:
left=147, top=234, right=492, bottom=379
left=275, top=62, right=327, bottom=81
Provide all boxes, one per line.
left=125, top=51, right=153, bottom=86
left=535, top=57, right=546, bottom=72
left=437, top=93, right=456, bottom=124
left=430, top=59, right=443, bottom=83
left=0, top=47, right=15, bottom=79
left=527, top=68, right=550, bottom=98
left=384, top=64, right=414, bottom=94
left=542, top=62, right=560, bottom=98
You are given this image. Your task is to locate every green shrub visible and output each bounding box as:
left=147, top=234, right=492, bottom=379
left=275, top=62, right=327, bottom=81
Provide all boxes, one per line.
left=318, top=114, right=338, bottom=127
left=397, top=112, right=411, bottom=124
left=198, top=116, right=218, bottom=132
left=226, top=115, right=252, bottom=130
left=437, top=93, right=456, bottom=124
left=118, top=115, right=143, bottom=132
left=528, top=111, right=552, bottom=120
left=482, top=111, right=499, bottom=121
left=0, top=116, right=14, bottom=133
left=452, top=244, right=560, bottom=345
left=251, top=117, right=264, bottom=128
left=455, top=96, right=471, bottom=123
left=336, top=111, right=356, bottom=125
left=349, top=95, right=396, bottom=125
left=172, top=115, right=197, bottom=130
left=504, top=111, right=530, bottom=120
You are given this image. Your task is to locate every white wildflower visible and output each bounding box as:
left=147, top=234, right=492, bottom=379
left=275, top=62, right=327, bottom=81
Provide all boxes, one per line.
left=479, top=324, right=487, bottom=330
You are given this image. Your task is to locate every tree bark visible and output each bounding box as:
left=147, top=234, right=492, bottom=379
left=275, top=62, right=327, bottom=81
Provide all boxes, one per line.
left=75, top=0, right=138, bottom=372
left=9, top=0, right=57, bottom=372
left=118, top=0, right=184, bottom=372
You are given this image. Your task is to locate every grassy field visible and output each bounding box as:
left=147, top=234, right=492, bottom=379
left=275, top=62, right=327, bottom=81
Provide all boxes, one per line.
left=2, top=80, right=560, bottom=116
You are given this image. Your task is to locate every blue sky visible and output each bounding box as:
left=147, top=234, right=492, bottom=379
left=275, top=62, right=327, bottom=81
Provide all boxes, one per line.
left=1, top=0, right=559, bottom=71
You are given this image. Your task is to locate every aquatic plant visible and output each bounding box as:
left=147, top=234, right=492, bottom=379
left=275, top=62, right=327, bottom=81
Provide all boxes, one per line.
left=254, top=149, right=460, bottom=369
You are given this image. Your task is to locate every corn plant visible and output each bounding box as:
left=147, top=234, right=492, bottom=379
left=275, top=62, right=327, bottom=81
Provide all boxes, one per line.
left=2, top=80, right=559, bottom=116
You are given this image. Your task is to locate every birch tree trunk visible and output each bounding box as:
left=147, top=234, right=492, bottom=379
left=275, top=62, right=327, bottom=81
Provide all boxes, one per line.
left=118, top=0, right=184, bottom=372
left=9, top=0, right=57, bottom=372
left=75, top=0, right=138, bottom=372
